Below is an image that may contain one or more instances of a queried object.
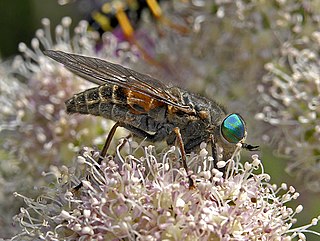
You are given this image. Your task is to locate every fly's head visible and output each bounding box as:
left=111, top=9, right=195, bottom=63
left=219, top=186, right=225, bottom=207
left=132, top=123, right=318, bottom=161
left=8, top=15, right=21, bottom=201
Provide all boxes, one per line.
left=220, top=113, right=247, bottom=145
left=208, top=112, right=258, bottom=161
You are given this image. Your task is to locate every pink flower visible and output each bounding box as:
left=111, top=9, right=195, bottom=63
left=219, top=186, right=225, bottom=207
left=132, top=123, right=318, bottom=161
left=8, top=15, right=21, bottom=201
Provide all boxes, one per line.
left=12, top=144, right=320, bottom=240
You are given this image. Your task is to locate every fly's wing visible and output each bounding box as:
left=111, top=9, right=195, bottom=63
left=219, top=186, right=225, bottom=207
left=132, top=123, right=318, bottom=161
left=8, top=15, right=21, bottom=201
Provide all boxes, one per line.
left=44, top=50, right=194, bottom=113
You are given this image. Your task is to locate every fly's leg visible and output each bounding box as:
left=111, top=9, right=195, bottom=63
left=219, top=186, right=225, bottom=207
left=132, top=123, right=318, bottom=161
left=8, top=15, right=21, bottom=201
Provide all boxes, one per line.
left=173, top=127, right=195, bottom=189
left=120, top=123, right=172, bottom=142
left=100, top=122, right=121, bottom=158
left=99, top=122, right=195, bottom=188
left=210, top=134, right=218, bottom=169
left=74, top=122, right=125, bottom=191
left=76, top=122, right=121, bottom=190
left=119, top=124, right=194, bottom=187
left=99, top=122, right=132, bottom=163
left=122, top=124, right=194, bottom=188
left=101, top=122, right=170, bottom=159
left=242, top=143, right=259, bottom=151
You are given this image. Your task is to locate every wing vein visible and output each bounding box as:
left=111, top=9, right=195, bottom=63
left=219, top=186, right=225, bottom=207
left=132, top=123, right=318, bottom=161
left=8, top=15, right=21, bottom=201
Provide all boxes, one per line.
left=44, top=50, right=195, bottom=113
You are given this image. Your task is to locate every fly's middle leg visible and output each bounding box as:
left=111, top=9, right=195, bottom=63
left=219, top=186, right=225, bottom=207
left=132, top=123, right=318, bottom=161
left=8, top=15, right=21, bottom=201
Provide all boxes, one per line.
left=173, top=127, right=195, bottom=189
left=119, top=123, right=172, bottom=142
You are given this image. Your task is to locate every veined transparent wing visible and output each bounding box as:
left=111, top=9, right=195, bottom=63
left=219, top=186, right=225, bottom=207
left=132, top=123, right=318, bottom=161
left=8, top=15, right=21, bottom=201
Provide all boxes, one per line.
left=44, top=50, right=194, bottom=113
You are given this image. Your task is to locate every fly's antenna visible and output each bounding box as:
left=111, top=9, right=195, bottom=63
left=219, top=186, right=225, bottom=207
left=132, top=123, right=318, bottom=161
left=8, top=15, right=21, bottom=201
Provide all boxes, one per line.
left=242, top=143, right=259, bottom=151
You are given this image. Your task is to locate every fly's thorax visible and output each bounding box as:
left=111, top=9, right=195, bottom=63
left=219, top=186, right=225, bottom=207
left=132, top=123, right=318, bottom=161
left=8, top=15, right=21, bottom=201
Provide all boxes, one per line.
left=172, top=90, right=222, bottom=124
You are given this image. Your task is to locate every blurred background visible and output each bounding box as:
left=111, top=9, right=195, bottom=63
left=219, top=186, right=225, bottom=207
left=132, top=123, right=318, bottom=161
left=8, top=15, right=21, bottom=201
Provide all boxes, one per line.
left=0, top=0, right=80, bottom=58
left=0, top=0, right=320, bottom=239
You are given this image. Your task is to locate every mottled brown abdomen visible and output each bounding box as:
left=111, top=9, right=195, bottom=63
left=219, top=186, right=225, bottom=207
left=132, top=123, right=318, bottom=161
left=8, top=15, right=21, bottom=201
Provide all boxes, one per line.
left=66, top=84, right=127, bottom=116
left=65, top=84, right=169, bottom=133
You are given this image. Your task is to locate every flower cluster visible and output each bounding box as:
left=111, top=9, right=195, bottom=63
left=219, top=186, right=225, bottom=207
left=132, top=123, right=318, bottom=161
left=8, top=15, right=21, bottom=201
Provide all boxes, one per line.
left=0, top=17, right=134, bottom=237
left=256, top=32, right=320, bottom=191
left=2, top=0, right=320, bottom=239
left=53, top=1, right=320, bottom=112
left=8, top=16, right=136, bottom=168
left=12, top=143, right=320, bottom=240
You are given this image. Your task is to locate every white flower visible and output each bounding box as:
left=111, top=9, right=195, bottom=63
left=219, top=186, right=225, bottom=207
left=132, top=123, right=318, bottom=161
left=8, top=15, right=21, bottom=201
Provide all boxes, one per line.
left=0, top=16, right=135, bottom=237
left=11, top=143, right=320, bottom=240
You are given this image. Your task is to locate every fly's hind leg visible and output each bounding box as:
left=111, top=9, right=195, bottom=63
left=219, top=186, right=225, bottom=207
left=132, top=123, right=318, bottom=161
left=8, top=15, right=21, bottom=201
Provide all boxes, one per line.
left=99, top=122, right=132, bottom=163
left=100, top=122, right=170, bottom=161
left=100, top=122, right=121, bottom=158
left=74, top=122, right=124, bottom=191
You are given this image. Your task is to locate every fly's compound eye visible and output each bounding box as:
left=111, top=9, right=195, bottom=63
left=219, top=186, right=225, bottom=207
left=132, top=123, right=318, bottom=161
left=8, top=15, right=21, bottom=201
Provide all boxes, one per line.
left=221, top=113, right=246, bottom=144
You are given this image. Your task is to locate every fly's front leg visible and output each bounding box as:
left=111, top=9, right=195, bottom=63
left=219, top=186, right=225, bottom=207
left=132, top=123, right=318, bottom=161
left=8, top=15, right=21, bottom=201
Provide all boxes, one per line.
left=210, top=134, right=218, bottom=169
left=173, top=127, right=195, bottom=189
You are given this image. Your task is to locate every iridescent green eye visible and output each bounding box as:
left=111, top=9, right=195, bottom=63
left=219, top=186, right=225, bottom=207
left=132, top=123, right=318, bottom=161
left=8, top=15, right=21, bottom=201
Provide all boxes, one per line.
left=221, top=113, right=246, bottom=143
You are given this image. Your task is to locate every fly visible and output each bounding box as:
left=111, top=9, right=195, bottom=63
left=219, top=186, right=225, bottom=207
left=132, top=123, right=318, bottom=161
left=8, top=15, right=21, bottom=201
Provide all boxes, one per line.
left=44, top=50, right=258, bottom=187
